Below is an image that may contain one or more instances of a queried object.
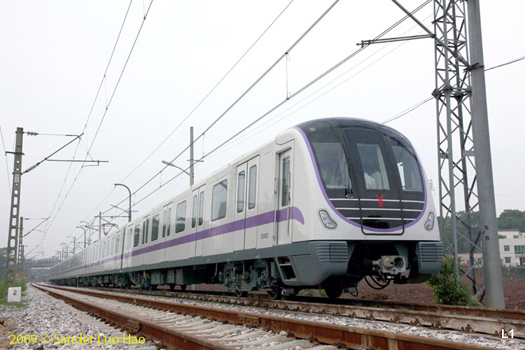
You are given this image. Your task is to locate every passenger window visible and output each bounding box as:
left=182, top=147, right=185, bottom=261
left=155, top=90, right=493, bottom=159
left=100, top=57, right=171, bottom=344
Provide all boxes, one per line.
left=198, top=192, right=205, bottom=226
left=237, top=171, right=245, bottom=213
left=151, top=214, right=160, bottom=241
left=163, top=207, right=172, bottom=237
left=142, top=220, right=149, bottom=244
left=192, top=195, right=198, bottom=228
left=116, top=235, right=120, bottom=254
left=176, top=201, right=187, bottom=233
left=211, top=180, right=227, bottom=221
left=134, top=225, right=140, bottom=247
left=248, top=165, right=257, bottom=209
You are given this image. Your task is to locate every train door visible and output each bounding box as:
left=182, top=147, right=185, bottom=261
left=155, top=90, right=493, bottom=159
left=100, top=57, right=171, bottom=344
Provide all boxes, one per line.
left=234, top=163, right=247, bottom=251
left=245, top=157, right=259, bottom=249
left=276, top=148, right=294, bottom=245
left=161, top=203, right=172, bottom=262
left=192, top=186, right=205, bottom=257
left=119, top=226, right=128, bottom=270
left=122, top=225, right=133, bottom=269
left=234, top=156, right=260, bottom=251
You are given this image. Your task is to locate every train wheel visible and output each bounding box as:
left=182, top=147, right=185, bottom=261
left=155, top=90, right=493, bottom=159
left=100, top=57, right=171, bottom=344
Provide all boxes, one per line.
left=323, top=278, right=343, bottom=299
left=234, top=289, right=247, bottom=298
left=267, top=286, right=282, bottom=300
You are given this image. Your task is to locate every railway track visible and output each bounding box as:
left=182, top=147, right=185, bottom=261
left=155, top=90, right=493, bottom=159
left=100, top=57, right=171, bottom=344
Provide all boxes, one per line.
left=34, top=283, right=523, bottom=350
left=46, top=283, right=525, bottom=339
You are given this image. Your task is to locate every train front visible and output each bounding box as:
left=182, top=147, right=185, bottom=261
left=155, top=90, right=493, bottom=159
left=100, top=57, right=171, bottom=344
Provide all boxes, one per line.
left=296, top=118, right=442, bottom=298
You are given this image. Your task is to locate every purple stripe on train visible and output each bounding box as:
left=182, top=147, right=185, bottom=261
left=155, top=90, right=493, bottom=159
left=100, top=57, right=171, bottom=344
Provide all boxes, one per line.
left=59, top=206, right=305, bottom=275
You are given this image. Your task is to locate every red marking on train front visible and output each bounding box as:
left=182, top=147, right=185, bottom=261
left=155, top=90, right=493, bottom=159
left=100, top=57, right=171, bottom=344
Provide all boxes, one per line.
left=376, top=195, right=384, bottom=207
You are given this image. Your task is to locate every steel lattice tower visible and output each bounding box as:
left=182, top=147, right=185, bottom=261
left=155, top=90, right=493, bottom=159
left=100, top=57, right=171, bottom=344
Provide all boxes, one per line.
left=432, top=0, right=504, bottom=308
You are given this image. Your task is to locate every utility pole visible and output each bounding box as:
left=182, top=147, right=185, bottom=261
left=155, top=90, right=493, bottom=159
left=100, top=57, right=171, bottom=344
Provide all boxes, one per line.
left=466, top=0, right=504, bottom=309
left=114, top=183, right=132, bottom=222
left=3, top=128, right=24, bottom=296
left=18, top=217, right=25, bottom=274
left=162, top=127, right=196, bottom=187
left=77, top=226, right=87, bottom=249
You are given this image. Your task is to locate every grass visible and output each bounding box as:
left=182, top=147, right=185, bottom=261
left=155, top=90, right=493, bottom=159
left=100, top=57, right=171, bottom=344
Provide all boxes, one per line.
left=0, top=273, right=28, bottom=304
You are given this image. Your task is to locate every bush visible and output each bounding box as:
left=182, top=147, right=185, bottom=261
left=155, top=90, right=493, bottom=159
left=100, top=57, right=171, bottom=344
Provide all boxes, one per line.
left=427, top=256, right=479, bottom=306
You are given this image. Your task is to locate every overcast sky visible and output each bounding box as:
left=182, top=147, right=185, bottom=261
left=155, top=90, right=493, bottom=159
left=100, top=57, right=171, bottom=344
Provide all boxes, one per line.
left=1, top=0, right=524, bottom=259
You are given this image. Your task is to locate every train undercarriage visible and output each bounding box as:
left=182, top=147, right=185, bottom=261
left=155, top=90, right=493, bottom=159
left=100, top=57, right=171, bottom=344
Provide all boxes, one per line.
left=51, top=240, right=442, bottom=300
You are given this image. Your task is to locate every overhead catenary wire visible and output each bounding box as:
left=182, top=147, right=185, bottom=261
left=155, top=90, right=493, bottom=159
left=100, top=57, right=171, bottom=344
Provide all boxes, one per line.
left=124, top=1, right=432, bottom=213
left=485, top=55, right=525, bottom=72
left=202, top=1, right=431, bottom=159
left=43, top=0, right=155, bottom=240
left=118, top=0, right=295, bottom=185
left=209, top=29, right=424, bottom=159
left=42, top=0, right=135, bottom=232
left=82, top=1, right=296, bottom=224
left=88, top=0, right=341, bottom=221
left=382, top=54, right=525, bottom=124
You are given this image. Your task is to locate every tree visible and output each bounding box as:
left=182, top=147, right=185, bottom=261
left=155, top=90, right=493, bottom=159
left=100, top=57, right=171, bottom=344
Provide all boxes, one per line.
left=498, top=210, right=525, bottom=232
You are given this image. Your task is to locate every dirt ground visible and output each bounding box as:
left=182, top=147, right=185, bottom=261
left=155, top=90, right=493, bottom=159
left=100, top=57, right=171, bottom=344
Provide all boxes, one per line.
left=354, top=276, right=525, bottom=310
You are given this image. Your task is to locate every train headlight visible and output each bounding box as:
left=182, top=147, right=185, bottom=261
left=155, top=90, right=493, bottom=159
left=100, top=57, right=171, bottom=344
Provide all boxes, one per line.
left=424, top=211, right=435, bottom=231
left=318, top=209, right=337, bottom=229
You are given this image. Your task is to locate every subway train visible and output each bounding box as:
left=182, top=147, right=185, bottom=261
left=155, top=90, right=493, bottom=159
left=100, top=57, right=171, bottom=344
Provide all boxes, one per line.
left=49, top=118, right=443, bottom=299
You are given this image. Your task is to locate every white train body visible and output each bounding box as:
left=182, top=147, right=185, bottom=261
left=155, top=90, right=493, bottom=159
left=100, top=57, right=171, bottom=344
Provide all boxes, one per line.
left=50, top=118, right=442, bottom=298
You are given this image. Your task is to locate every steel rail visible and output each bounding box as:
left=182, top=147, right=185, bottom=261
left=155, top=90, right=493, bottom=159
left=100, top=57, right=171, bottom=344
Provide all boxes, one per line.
left=33, top=284, right=231, bottom=350
left=36, top=284, right=500, bottom=350
left=48, top=284, right=525, bottom=338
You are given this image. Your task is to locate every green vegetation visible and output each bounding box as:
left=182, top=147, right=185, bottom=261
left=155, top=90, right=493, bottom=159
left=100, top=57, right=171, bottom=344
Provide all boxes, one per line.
left=0, top=248, right=28, bottom=303
left=500, top=266, right=525, bottom=278
left=427, top=256, right=480, bottom=306
left=0, top=273, right=28, bottom=299
left=440, top=209, right=525, bottom=254
left=498, top=209, right=525, bottom=232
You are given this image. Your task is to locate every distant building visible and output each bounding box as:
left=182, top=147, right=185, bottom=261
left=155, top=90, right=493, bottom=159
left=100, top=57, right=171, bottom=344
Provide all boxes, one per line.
left=456, top=229, right=525, bottom=268
left=498, top=229, right=525, bottom=267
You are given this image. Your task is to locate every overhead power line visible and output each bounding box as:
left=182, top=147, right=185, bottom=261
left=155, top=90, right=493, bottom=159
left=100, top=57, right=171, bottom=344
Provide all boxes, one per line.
left=485, top=55, right=525, bottom=72
left=83, top=1, right=296, bottom=225
left=124, top=1, right=432, bottom=213
left=383, top=97, right=433, bottom=124
left=84, top=0, right=341, bottom=225
left=383, top=54, right=525, bottom=124
left=118, top=0, right=295, bottom=185
left=43, top=0, right=154, bottom=242
left=203, top=1, right=431, bottom=159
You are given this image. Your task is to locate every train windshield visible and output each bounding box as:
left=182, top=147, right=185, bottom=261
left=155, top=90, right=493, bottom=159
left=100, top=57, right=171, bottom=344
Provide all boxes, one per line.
left=388, top=137, right=423, bottom=192
left=307, top=129, right=353, bottom=199
left=303, top=120, right=424, bottom=199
